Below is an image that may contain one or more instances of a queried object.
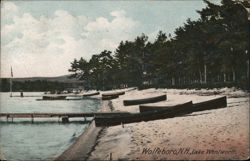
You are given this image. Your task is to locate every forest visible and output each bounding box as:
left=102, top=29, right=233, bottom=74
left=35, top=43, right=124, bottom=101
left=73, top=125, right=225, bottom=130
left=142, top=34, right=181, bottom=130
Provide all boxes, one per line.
left=0, top=79, right=75, bottom=92
left=67, top=0, right=248, bottom=90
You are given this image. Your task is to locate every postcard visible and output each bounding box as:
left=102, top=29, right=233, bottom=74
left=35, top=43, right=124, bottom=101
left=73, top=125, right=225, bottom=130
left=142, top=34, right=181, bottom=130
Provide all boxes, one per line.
left=0, top=0, right=249, bottom=160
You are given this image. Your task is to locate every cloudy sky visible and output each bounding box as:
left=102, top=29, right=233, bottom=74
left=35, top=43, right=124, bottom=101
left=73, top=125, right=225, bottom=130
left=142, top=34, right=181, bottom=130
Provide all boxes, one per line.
left=1, top=0, right=220, bottom=78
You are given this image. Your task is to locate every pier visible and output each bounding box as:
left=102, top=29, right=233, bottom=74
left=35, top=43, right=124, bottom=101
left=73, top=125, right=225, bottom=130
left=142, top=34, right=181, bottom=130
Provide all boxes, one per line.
left=0, top=112, right=129, bottom=123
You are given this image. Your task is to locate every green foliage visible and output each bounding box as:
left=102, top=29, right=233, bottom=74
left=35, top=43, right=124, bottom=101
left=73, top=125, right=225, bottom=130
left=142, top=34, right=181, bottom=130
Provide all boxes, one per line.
left=69, top=0, right=249, bottom=90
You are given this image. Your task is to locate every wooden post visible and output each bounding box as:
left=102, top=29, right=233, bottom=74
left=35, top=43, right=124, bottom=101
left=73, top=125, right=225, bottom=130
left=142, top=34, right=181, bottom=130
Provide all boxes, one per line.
left=62, top=117, right=69, bottom=123
left=109, top=152, right=112, bottom=161
left=31, top=115, right=34, bottom=123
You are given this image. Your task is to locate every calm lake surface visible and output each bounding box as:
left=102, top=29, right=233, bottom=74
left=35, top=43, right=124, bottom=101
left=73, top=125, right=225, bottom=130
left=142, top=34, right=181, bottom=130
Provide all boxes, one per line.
left=0, top=92, right=101, bottom=161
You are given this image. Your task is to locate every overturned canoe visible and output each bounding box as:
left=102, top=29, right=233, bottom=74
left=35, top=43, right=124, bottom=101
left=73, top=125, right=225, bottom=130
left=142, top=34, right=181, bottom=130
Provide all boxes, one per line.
left=191, top=96, right=227, bottom=112
left=82, top=91, right=100, bottom=97
left=102, top=95, right=119, bottom=100
left=139, top=101, right=192, bottom=113
left=95, top=101, right=193, bottom=127
left=102, top=91, right=125, bottom=97
left=95, top=96, right=228, bottom=127
left=123, top=94, right=167, bottom=106
left=42, top=95, right=67, bottom=100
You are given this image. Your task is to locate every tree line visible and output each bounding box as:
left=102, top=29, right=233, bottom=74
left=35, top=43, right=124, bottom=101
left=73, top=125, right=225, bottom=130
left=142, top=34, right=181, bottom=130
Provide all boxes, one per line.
left=69, top=0, right=249, bottom=90
left=0, top=79, right=75, bottom=92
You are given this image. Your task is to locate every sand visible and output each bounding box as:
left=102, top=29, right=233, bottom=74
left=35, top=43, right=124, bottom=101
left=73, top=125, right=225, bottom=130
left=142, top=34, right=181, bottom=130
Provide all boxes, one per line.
left=88, top=88, right=249, bottom=160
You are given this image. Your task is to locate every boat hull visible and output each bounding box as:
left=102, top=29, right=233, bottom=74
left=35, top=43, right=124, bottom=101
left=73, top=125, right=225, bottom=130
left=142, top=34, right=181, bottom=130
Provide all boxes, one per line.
left=95, top=96, right=227, bottom=127
left=139, top=101, right=192, bottom=113
left=42, top=96, right=67, bottom=100
left=82, top=92, right=100, bottom=97
left=95, top=101, right=193, bottom=127
left=123, top=94, right=167, bottom=106
left=102, top=95, right=119, bottom=100
left=102, top=91, right=125, bottom=97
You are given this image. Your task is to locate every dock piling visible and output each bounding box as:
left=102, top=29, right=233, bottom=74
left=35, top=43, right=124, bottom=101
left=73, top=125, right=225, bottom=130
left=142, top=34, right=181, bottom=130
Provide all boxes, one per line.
left=62, top=117, right=69, bottom=123
left=109, top=153, right=112, bottom=161
left=31, top=115, right=34, bottom=123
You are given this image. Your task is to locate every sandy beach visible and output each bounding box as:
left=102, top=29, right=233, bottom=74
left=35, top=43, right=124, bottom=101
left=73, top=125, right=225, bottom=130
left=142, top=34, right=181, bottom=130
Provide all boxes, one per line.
left=88, top=88, right=249, bottom=160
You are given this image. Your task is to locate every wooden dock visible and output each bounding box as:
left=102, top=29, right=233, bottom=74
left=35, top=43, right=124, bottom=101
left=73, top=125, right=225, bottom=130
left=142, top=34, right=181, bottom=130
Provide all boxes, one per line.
left=0, top=112, right=130, bottom=123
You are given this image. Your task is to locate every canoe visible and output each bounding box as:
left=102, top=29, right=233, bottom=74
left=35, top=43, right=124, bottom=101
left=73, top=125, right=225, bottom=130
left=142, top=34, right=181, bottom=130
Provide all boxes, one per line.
left=102, top=95, right=119, bottom=100
left=95, top=96, right=227, bottom=127
left=42, top=95, right=67, bottom=100
left=139, top=96, right=227, bottom=113
left=191, top=96, right=227, bottom=112
left=95, top=101, right=193, bottom=127
left=139, top=101, right=192, bottom=113
left=123, top=94, right=167, bottom=106
left=102, top=91, right=125, bottom=97
left=82, top=92, right=100, bottom=97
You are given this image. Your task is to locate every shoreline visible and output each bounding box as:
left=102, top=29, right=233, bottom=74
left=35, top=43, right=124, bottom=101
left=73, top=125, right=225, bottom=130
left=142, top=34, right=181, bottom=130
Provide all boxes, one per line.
left=54, top=100, right=111, bottom=161
left=54, top=87, right=249, bottom=160
left=88, top=88, right=249, bottom=160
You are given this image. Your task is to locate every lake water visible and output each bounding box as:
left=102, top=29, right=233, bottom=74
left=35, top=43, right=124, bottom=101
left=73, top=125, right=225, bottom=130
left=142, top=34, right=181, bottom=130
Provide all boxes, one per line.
left=0, top=92, right=101, bottom=161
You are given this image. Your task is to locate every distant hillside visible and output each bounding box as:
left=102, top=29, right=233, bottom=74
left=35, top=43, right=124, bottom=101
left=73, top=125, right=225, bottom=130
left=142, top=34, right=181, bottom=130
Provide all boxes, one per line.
left=11, top=75, right=82, bottom=83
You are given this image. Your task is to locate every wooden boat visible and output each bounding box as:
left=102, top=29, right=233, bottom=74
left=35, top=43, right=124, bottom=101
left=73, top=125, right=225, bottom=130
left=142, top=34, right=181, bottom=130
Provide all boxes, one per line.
left=139, top=101, right=192, bottom=113
left=102, top=95, right=119, bottom=100
left=191, top=96, right=227, bottom=112
left=139, top=96, right=226, bottom=113
left=42, top=95, right=67, bottom=100
left=82, top=91, right=100, bottom=97
left=123, top=94, right=167, bottom=106
left=102, top=91, right=125, bottom=97
left=95, top=101, right=193, bottom=127
left=101, top=91, right=125, bottom=100
left=95, top=96, right=227, bottom=127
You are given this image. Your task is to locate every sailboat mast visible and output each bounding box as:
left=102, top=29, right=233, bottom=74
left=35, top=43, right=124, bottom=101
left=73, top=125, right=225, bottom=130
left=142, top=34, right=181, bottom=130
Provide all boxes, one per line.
left=10, top=67, right=13, bottom=97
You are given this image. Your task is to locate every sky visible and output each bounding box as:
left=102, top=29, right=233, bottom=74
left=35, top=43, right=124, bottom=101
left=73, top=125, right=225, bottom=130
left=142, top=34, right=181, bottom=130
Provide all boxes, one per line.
left=1, top=0, right=220, bottom=78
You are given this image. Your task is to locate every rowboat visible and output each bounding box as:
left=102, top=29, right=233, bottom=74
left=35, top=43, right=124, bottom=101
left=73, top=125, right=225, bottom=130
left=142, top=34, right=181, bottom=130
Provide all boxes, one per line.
left=95, top=96, right=227, bottom=127
left=82, top=91, right=100, bottom=97
left=42, top=95, right=67, bottom=100
left=139, top=101, right=192, bottom=113
left=123, top=94, right=167, bottom=106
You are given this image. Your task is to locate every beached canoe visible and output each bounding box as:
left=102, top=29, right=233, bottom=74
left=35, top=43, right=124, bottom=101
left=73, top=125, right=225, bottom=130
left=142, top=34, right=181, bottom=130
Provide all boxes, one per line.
left=42, top=95, right=67, bottom=100
left=95, top=101, right=193, bottom=127
left=191, top=96, right=227, bottom=112
left=102, top=95, right=119, bottom=100
left=139, top=101, right=192, bottom=113
left=95, top=96, right=227, bottom=127
left=102, top=91, right=125, bottom=97
left=139, top=96, right=226, bottom=113
left=123, top=94, right=167, bottom=106
left=82, top=92, right=100, bottom=97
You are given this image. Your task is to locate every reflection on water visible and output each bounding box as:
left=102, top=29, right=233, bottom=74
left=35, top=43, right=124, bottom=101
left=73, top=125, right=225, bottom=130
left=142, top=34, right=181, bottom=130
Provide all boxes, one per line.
left=0, top=92, right=101, bottom=161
